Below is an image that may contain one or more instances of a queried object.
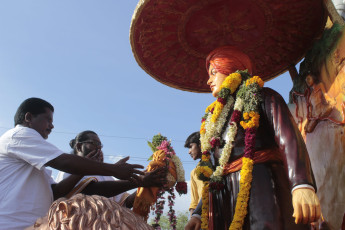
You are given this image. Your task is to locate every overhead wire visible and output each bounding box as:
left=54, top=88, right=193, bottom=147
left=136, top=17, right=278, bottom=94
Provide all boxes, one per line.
left=0, top=126, right=185, bottom=142
left=0, top=126, right=197, bottom=165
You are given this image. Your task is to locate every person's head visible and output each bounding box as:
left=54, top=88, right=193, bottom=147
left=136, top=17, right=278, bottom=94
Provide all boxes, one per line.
left=206, top=46, right=253, bottom=97
left=14, top=98, right=54, bottom=139
left=305, top=74, right=314, bottom=87
left=305, top=74, right=319, bottom=87
left=184, top=132, right=201, bottom=160
left=69, top=130, right=103, bottom=158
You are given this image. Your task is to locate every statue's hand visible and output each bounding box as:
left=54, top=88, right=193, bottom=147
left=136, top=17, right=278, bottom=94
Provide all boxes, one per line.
left=292, top=188, right=321, bottom=224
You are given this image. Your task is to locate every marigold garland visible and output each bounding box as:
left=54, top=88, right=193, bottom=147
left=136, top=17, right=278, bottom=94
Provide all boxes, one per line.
left=200, top=121, right=206, bottom=134
left=245, top=75, right=264, bottom=87
left=201, top=154, right=210, bottom=161
left=229, top=157, right=254, bottom=230
left=201, top=182, right=210, bottom=230
left=222, top=72, right=243, bottom=94
left=196, top=70, right=264, bottom=230
left=240, top=112, right=260, bottom=129
left=196, top=165, right=213, bottom=178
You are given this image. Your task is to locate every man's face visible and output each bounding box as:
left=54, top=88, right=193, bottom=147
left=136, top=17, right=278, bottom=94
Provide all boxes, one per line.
left=188, top=143, right=202, bottom=160
left=28, top=108, right=54, bottom=139
left=79, top=133, right=103, bottom=161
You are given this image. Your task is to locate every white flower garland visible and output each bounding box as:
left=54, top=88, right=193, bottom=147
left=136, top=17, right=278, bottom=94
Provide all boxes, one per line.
left=209, top=98, right=244, bottom=181
left=171, top=155, right=185, bottom=182
left=201, top=96, right=235, bottom=152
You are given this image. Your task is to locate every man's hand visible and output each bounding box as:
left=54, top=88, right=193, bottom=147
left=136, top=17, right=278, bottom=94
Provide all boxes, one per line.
left=189, top=209, right=195, bottom=217
left=139, top=167, right=167, bottom=187
left=113, top=156, right=144, bottom=182
left=85, top=149, right=103, bottom=162
left=185, top=216, right=201, bottom=230
left=292, top=188, right=321, bottom=224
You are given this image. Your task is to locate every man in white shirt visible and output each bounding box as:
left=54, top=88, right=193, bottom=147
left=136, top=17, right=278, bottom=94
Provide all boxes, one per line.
left=0, top=98, right=145, bottom=230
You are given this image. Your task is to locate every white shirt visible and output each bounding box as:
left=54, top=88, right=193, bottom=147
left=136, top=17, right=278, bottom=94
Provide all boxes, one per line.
left=0, top=125, right=63, bottom=230
left=56, top=172, right=124, bottom=203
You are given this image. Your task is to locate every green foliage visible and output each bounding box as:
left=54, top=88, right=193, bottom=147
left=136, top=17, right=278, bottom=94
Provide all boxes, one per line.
left=149, top=211, right=189, bottom=230
left=218, top=87, right=230, bottom=98
left=236, top=69, right=251, bottom=82
left=237, top=81, right=262, bottom=113
left=152, top=134, right=167, bottom=147
left=147, top=134, right=168, bottom=153
left=176, top=211, right=189, bottom=230
left=147, top=141, right=156, bottom=152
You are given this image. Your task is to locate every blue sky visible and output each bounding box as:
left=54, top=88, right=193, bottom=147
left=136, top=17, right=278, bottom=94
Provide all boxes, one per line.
left=0, top=0, right=293, bottom=215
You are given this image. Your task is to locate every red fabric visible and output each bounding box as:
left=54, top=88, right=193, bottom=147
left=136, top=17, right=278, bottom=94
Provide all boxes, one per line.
left=223, top=148, right=283, bottom=175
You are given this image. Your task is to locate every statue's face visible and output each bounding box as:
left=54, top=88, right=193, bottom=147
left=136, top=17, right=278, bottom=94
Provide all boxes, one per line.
left=207, top=64, right=228, bottom=97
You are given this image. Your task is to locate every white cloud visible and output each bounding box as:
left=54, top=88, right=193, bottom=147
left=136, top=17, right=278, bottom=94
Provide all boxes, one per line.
left=106, top=155, right=125, bottom=164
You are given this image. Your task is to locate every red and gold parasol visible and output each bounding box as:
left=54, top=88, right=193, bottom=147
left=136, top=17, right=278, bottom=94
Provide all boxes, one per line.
left=130, top=0, right=326, bottom=93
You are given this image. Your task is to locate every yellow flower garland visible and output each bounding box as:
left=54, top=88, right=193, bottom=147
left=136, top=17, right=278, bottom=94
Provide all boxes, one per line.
left=240, top=112, right=260, bottom=129
left=196, top=166, right=213, bottom=178
left=206, top=101, right=217, bottom=113
left=222, top=73, right=242, bottom=94
left=201, top=182, right=210, bottom=229
left=211, top=103, right=224, bottom=122
left=200, top=121, right=206, bottom=134
left=201, top=154, right=211, bottom=161
left=229, top=157, right=254, bottom=230
left=245, top=76, right=264, bottom=87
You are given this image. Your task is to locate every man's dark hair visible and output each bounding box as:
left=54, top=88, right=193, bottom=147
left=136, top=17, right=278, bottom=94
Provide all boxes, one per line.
left=14, top=97, right=54, bottom=126
left=184, top=131, right=200, bottom=148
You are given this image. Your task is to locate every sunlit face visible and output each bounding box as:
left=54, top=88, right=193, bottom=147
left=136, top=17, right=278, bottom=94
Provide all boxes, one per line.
left=188, top=143, right=202, bottom=160
left=305, top=74, right=314, bottom=87
left=207, top=64, right=228, bottom=97
left=27, top=108, right=54, bottom=139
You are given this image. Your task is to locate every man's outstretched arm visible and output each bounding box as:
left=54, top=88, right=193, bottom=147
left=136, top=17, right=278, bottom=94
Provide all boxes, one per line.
left=46, top=154, right=144, bottom=181
left=78, top=167, right=167, bottom=198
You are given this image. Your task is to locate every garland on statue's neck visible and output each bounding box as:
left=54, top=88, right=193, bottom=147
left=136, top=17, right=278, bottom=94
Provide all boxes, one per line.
left=196, top=70, right=264, bottom=230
